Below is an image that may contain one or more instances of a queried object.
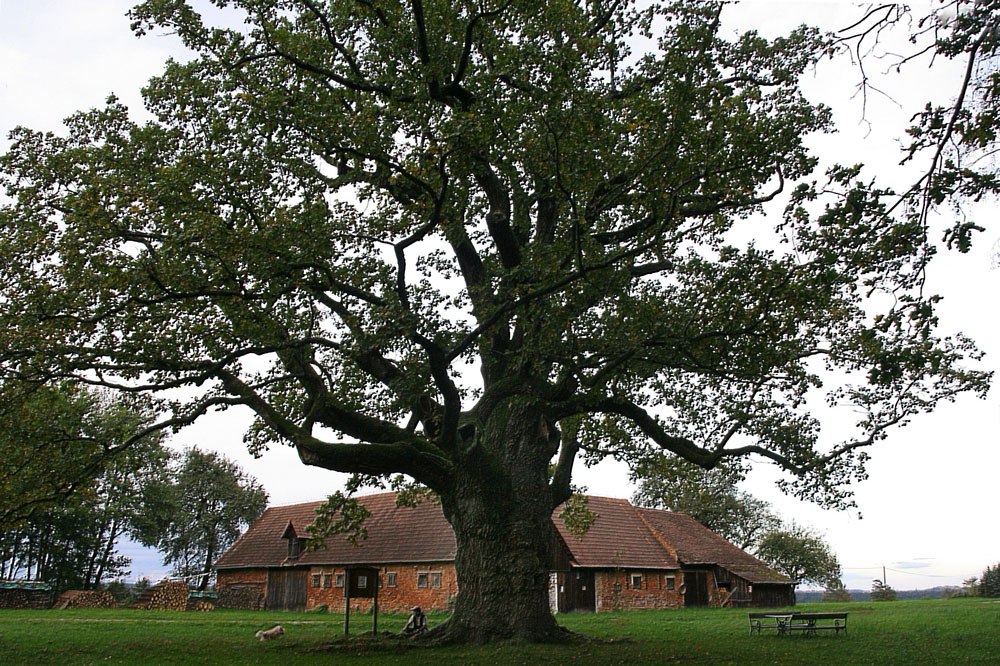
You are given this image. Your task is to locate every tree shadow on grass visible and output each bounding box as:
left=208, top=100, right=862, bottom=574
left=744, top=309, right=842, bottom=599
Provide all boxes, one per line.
left=285, top=631, right=635, bottom=656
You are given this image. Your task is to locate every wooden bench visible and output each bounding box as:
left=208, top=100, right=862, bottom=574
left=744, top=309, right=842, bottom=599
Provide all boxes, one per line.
left=749, top=611, right=848, bottom=636
left=787, top=612, right=848, bottom=635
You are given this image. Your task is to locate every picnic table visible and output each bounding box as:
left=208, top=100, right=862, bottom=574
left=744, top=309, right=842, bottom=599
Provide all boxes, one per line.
left=748, top=611, right=848, bottom=636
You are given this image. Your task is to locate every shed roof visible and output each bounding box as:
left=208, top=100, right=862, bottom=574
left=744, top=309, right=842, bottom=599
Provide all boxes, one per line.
left=635, top=508, right=793, bottom=584
left=551, top=496, right=679, bottom=570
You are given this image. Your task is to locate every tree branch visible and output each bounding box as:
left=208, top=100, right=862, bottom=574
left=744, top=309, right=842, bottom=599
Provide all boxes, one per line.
left=472, top=156, right=520, bottom=268
left=549, top=419, right=580, bottom=509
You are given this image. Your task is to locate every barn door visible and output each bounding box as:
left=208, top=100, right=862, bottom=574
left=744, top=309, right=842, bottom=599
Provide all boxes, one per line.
left=265, top=569, right=308, bottom=611
left=575, top=570, right=595, bottom=612
left=557, top=569, right=595, bottom=612
left=684, top=571, right=709, bottom=607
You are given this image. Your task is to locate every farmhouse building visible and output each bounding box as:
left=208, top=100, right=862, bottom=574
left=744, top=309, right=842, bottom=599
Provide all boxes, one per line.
left=214, top=493, right=794, bottom=613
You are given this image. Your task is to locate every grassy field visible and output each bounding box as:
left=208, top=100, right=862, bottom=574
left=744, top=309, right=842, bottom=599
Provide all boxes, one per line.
left=0, top=598, right=997, bottom=665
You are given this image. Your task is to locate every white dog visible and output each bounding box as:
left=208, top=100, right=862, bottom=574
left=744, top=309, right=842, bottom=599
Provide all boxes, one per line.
left=255, top=625, right=284, bottom=641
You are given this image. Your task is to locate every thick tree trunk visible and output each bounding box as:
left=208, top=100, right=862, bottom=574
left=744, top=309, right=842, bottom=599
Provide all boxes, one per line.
left=428, top=401, right=571, bottom=644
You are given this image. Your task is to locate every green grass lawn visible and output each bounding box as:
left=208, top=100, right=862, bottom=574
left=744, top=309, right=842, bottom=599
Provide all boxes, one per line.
left=0, top=598, right=997, bottom=665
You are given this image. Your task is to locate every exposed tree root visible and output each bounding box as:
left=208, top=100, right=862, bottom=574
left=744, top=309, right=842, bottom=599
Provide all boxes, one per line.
left=414, top=617, right=588, bottom=646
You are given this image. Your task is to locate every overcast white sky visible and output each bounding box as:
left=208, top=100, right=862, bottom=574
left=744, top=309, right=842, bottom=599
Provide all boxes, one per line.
left=1, top=0, right=997, bottom=591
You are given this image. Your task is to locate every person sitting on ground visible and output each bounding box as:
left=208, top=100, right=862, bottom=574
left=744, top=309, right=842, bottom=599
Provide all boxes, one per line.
left=402, top=606, right=427, bottom=636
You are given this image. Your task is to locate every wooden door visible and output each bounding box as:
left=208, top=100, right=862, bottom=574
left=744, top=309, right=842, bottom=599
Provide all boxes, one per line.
left=557, top=569, right=595, bottom=612
left=684, top=571, right=709, bottom=607
left=265, top=569, right=308, bottom=611
left=575, top=569, right=595, bottom=611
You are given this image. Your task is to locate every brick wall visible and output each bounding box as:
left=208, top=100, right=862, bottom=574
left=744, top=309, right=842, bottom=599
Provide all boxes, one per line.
left=306, top=562, right=457, bottom=613
left=595, top=569, right=683, bottom=611
left=219, top=565, right=695, bottom=614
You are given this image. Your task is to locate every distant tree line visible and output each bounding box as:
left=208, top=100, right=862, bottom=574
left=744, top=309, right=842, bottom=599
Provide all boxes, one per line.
left=798, top=585, right=969, bottom=604
left=981, top=564, right=1000, bottom=597
left=949, top=563, right=1000, bottom=599
left=803, top=562, right=1000, bottom=603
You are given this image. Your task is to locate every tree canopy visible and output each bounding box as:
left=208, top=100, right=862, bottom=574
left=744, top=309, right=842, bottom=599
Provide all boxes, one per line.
left=132, top=448, right=267, bottom=590
left=834, top=1, right=1000, bottom=253
left=755, top=522, right=841, bottom=587
left=0, top=384, right=167, bottom=592
left=0, top=382, right=162, bottom=530
left=0, top=0, right=993, bottom=642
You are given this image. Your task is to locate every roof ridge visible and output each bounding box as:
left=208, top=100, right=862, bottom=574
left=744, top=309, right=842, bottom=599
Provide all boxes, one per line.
left=263, top=490, right=403, bottom=511
left=630, top=504, right=680, bottom=562
left=636, top=506, right=734, bottom=542
left=580, top=494, right=630, bottom=502
left=264, top=499, right=327, bottom=510
left=351, top=490, right=399, bottom=499
left=268, top=492, right=637, bottom=512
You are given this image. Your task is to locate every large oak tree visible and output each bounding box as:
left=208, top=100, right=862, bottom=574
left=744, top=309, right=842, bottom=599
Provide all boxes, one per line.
left=0, top=0, right=991, bottom=642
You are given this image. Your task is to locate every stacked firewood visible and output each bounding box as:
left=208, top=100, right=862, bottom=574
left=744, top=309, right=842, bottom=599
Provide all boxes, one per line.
left=216, top=586, right=263, bottom=610
left=135, top=581, right=190, bottom=611
left=0, top=587, right=53, bottom=610
left=186, top=597, right=215, bottom=612
left=55, top=590, right=117, bottom=609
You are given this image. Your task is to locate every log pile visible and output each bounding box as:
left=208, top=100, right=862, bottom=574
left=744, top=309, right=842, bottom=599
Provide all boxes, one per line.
left=216, top=585, right=263, bottom=610
left=0, top=583, right=52, bottom=610
left=55, top=590, right=117, bottom=609
left=135, top=581, right=190, bottom=611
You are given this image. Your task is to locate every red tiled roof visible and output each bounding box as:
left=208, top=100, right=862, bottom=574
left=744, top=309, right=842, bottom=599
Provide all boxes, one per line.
left=216, top=493, right=790, bottom=585
left=635, top=508, right=792, bottom=584
left=551, top=496, right=679, bottom=570
left=215, top=492, right=456, bottom=569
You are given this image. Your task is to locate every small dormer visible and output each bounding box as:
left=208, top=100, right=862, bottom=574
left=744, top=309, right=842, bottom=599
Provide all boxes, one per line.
left=281, top=521, right=303, bottom=560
